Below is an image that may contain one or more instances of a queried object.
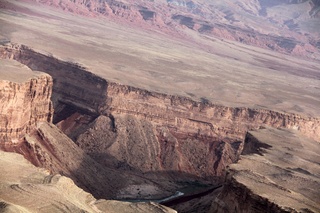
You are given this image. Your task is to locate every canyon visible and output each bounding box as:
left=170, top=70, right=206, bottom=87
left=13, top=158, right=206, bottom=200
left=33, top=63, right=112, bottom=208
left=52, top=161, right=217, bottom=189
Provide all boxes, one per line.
left=0, top=0, right=320, bottom=212
left=0, top=43, right=320, bottom=212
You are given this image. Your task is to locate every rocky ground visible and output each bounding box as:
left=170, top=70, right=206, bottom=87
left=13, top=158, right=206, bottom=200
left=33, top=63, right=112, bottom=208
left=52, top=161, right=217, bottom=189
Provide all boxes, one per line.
left=211, top=127, right=320, bottom=213
left=0, top=150, right=176, bottom=213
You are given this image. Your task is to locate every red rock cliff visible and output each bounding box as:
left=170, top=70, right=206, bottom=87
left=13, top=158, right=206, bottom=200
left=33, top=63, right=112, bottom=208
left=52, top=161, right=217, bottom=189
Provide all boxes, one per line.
left=1, top=44, right=319, bottom=180
left=0, top=59, right=53, bottom=143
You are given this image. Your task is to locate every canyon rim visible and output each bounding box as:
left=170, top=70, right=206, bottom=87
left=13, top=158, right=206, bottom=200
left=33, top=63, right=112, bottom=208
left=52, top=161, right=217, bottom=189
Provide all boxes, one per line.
left=0, top=0, right=320, bottom=213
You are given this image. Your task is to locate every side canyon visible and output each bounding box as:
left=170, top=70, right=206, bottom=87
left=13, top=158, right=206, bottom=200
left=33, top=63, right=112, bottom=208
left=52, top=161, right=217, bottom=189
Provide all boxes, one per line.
left=0, top=43, right=319, bottom=212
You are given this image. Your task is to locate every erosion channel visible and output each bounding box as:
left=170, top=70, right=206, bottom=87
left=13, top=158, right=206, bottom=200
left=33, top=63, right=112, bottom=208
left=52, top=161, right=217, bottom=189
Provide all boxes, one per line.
left=1, top=43, right=320, bottom=213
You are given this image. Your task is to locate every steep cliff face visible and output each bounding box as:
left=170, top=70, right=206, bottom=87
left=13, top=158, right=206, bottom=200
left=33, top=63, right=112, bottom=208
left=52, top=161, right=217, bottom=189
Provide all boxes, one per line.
left=71, top=82, right=320, bottom=179
left=211, top=128, right=320, bottom=213
left=1, top=44, right=318, bottom=183
left=0, top=44, right=107, bottom=119
left=1, top=43, right=320, bottom=212
left=0, top=59, right=53, bottom=143
left=105, top=82, right=320, bottom=142
left=73, top=114, right=240, bottom=180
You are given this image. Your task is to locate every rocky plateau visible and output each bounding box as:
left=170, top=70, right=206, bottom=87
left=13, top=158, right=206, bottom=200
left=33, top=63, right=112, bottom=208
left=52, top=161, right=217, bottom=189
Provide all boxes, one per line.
left=17, top=0, right=320, bottom=59
left=211, top=127, right=320, bottom=213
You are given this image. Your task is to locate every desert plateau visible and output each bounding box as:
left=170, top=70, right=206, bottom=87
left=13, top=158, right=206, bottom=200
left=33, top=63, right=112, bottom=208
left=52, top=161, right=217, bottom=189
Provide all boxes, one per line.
left=0, top=0, right=320, bottom=212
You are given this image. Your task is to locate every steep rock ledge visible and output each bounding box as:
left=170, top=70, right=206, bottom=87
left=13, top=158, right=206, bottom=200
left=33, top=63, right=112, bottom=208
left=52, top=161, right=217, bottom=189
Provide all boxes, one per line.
left=1, top=43, right=320, bottom=212
left=105, top=83, right=320, bottom=142
left=0, top=59, right=53, bottom=143
left=1, top=44, right=319, bottom=140
left=0, top=57, right=177, bottom=202
left=211, top=128, right=320, bottom=213
left=0, top=43, right=319, bottom=181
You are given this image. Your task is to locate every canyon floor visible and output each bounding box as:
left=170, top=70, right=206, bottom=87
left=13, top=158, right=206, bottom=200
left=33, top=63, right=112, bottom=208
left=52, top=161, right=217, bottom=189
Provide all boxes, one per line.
left=0, top=0, right=320, bottom=213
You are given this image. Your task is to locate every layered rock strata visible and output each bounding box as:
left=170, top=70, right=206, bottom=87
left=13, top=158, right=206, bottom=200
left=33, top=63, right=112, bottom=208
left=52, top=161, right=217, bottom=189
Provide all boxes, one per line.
left=211, top=128, right=320, bottom=213
left=0, top=59, right=53, bottom=143
left=1, top=44, right=319, bottom=182
left=1, top=44, right=320, bottom=212
left=0, top=57, right=177, bottom=201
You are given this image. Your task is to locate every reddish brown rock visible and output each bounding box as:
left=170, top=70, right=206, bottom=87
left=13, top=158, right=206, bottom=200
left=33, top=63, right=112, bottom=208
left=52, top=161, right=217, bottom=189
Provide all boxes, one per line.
left=0, top=59, right=53, bottom=143
left=24, top=121, right=176, bottom=199
left=1, top=45, right=318, bottom=183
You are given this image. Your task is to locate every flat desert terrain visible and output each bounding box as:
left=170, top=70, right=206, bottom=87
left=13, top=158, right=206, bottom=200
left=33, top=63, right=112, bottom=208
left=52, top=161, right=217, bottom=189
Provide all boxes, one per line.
left=1, top=0, right=320, bottom=117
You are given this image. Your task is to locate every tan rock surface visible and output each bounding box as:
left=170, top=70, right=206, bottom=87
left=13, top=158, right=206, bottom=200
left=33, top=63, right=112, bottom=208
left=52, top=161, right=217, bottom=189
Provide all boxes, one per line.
left=0, top=150, right=177, bottom=213
left=1, top=45, right=318, bottom=180
left=6, top=0, right=320, bottom=59
left=211, top=127, right=320, bottom=213
left=0, top=59, right=53, bottom=142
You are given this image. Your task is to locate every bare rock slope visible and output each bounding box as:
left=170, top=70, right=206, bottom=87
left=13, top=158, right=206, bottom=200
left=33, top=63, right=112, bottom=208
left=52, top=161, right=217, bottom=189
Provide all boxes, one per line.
left=211, top=127, right=320, bottom=213
left=0, top=150, right=176, bottom=213
left=24, top=121, right=176, bottom=199
left=1, top=44, right=319, bottom=183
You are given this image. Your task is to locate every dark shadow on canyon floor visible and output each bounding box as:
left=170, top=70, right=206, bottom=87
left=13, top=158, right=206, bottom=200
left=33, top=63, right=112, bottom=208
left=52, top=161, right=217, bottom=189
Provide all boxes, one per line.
left=71, top=151, right=222, bottom=201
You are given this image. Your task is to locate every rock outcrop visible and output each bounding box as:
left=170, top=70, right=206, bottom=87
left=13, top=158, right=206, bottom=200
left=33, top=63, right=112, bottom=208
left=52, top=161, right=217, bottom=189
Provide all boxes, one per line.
left=0, top=150, right=177, bottom=213
left=0, top=59, right=53, bottom=143
left=0, top=57, right=178, bottom=209
left=211, top=127, right=320, bottom=213
left=1, top=45, right=319, bottom=212
left=1, top=45, right=318, bottom=181
left=0, top=1, right=319, bottom=212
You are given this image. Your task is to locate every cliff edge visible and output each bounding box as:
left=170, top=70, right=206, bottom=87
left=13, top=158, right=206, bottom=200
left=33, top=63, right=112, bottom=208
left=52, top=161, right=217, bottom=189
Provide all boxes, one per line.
left=211, top=127, right=320, bottom=213
left=0, top=59, right=53, bottom=143
left=0, top=59, right=177, bottom=213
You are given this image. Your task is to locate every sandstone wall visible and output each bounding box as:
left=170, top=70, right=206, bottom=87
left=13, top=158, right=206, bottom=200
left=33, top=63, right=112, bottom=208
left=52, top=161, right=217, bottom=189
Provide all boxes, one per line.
left=105, top=82, right=320, bottom=142
left=1, top=44, right=319, bottom=180
left=78, top=83, right=318, bottom=178
left=0, top=43, right=108, bottom=121
left=1, top=44, right=318, bottom=141
left=0, top=71, right=53, bottom=142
